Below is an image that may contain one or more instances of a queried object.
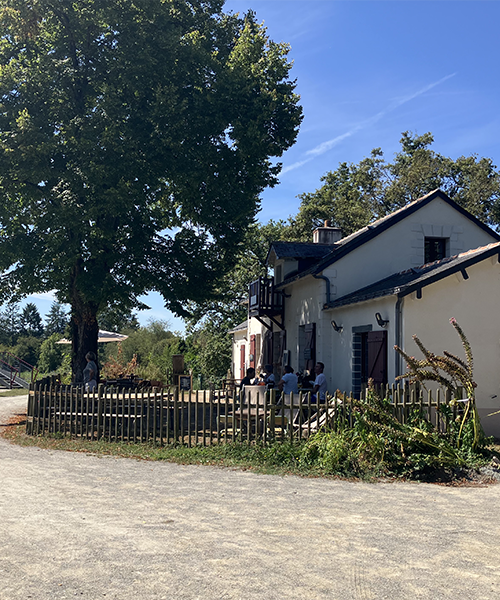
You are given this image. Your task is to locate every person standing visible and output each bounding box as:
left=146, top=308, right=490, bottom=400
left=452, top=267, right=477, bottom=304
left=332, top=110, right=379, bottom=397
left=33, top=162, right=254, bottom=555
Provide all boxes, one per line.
left=312, top=362, right=327, bottom=403
left=83, top=351, right=98, bottom=391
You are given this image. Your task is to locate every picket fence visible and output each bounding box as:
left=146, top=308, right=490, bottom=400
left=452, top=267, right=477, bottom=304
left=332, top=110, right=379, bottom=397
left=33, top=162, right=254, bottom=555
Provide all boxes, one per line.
left=25, top=382, right=457, bottom=445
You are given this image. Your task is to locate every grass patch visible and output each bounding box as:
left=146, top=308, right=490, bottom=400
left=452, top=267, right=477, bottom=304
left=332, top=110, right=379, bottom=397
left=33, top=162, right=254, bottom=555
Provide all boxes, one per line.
left=2, top=424, right=315, bottom=477
left=2, top=421, right=496, bottom=483
left=0, top=389, right=28, bottom=397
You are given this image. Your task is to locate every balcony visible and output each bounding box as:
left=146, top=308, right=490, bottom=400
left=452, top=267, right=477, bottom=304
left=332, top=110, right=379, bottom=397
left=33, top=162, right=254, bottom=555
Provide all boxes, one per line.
left=248, top=278, right=283, bottom=321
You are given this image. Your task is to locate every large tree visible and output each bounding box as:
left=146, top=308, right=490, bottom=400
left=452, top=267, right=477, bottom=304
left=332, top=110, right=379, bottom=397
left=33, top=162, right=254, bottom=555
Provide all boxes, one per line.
left=0, top=1, right=302, bottom=381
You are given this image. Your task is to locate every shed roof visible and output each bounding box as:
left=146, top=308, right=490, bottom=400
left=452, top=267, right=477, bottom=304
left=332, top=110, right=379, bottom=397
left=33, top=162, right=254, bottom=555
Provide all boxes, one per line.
left=228, top=321, right=248, bottom=334
left=267, top=242, right=335, bottom=264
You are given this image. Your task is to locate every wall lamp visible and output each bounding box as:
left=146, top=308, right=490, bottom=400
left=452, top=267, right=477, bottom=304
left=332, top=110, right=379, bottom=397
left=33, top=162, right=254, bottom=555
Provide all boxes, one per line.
left=331, top=320, right=343, bottom=333
left=375, top=312, right=389, bottom=328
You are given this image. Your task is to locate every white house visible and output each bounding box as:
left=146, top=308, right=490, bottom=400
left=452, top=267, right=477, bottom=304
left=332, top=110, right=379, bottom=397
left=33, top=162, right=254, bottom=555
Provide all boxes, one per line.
left=231, top=189, right=500, bottom=436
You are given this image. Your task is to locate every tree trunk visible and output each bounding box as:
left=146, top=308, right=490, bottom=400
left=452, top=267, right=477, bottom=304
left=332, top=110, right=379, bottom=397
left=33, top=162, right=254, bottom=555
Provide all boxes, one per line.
left=71, top=303, right=99, bottom=383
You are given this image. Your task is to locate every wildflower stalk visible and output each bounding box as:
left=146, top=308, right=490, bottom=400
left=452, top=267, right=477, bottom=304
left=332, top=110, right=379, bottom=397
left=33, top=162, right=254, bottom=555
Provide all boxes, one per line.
left=394, top=318, right=482, bottom=450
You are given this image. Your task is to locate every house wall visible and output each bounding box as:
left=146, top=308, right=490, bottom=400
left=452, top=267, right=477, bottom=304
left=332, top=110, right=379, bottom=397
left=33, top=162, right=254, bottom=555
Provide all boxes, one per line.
left=402, top=257, right=500, bottom=437
left=281, top=275, right=324, bottom=374
left=325, top=297, right=397, bottom=393
left=322, top=197, right=497, bottom=301
left=231, top=328, right=247, bottom=380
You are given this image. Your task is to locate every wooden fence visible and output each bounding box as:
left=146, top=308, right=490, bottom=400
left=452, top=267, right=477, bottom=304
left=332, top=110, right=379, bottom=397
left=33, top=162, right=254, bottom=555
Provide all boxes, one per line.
left=26, top=382, right=457, bottom=445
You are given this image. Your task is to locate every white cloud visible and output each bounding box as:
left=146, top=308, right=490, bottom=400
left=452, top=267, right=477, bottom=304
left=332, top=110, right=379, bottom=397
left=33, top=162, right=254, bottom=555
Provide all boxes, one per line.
left=283, top=73, right=457, bottom=173
left=26, top=291, right=59, bottom=302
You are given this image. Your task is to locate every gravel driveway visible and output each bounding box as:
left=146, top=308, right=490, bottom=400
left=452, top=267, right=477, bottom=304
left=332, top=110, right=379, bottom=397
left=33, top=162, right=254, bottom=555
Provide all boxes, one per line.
left=1, top=394, right=499, bottom=600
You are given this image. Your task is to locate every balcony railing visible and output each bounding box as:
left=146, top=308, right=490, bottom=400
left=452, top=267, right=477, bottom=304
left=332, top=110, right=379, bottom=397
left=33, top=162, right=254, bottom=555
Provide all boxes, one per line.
left=248, top=278, right=283, bottom=318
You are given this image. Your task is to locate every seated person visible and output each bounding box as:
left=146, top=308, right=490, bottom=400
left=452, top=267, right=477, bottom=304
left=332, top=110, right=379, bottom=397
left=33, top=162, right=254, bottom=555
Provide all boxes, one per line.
left=261, top=364, right=276, bottom=388
left=278, top=365, right=299, bottom=396
left=240, top=367, right=256, bottom=390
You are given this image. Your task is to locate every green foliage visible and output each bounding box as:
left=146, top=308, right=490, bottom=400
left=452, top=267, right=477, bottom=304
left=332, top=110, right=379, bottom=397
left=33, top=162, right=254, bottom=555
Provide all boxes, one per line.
left=287, top=132, right=500, bottom=239
left=0, top=303, right=21, bottom=345
left=98, top=304, right=139, bottom=333
left=11, top=335, right=41, bottom=367
left=0, top=0, right=302, bottom=379
left=395, top=318, right=483, bottom=450
left=20, top=303, right=44, bottom=338
left=185, top=315, right=234, bottom=388
left=38, top=333, right=68, bottom=374
left=103, top=320, right=183, bottom=384
left=299, top=384, right=488, bottom=479
left=44, top=302, right=69, bottom=337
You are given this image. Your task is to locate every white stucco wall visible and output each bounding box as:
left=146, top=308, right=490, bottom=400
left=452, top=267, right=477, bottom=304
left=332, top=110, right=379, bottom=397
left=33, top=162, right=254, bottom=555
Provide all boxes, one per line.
left=322, top=197, right=497, bottom=301
left=325, top=297, right=397, bottom=393
left=402, top=256, right=500, bottom=437
left=281, top=275, right=324, bottom=373
left=231, top=328, right=247, bottom=380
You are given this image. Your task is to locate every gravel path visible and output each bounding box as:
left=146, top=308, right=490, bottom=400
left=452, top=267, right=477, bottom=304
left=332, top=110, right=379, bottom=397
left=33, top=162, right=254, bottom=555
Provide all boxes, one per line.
left=1, top=394, right=500, bottom=600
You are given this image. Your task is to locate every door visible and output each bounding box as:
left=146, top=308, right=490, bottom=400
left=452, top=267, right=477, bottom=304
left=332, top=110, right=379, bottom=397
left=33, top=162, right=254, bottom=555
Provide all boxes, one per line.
left=367, top=331, right=387, bottom=385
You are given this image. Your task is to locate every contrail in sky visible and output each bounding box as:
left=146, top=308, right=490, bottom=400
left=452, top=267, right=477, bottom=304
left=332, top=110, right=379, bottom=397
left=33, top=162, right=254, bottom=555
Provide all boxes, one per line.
left=281, top=73, right=456, bottom=174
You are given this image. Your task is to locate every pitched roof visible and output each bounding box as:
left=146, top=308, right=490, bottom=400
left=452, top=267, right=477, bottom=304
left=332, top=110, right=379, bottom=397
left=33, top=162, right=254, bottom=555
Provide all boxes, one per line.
left=326, top=242, right=500, bottom=309
left=276, top=189, right=500, bottom=288
left=267, top=242, right=335, bottom=263
left=228, top=321, right=248, bottom=334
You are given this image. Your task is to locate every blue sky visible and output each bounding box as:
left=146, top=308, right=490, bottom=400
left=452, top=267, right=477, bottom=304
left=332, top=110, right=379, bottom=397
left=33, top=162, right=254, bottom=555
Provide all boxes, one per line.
left=24, top=1, right=500, bottom=332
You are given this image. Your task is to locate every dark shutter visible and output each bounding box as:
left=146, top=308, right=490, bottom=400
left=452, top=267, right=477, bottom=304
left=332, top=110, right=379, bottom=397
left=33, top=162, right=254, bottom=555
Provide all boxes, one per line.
left=262, top=329, right=272, bottom=367
left=304, top=323, right=316, bottom=372
left=277, top=330, right=286, bottom=377
left=367, top=331, right=387, bottom=385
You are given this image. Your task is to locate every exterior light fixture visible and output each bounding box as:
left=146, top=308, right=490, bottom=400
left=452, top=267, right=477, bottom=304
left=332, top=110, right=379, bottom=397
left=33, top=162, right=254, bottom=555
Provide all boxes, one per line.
left=331, top=320, right=343, bottom=333
left=375, top=312, right=389, bottom=328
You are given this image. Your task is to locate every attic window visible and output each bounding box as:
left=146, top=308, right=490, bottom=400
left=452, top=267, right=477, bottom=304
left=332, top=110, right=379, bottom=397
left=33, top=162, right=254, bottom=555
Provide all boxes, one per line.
left=424, top=237, right=447, bottom=264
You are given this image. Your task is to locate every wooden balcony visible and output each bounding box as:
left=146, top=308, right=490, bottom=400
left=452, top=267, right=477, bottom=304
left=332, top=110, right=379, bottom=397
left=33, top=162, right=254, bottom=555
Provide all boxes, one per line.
left=248, top=278, right=283, bottom=321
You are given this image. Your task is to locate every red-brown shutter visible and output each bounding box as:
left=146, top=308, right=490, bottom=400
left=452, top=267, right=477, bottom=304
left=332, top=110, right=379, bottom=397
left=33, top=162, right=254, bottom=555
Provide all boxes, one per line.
left=367, top=331, right=387, bottom=384
left=249, top=335, right=256, bottom=369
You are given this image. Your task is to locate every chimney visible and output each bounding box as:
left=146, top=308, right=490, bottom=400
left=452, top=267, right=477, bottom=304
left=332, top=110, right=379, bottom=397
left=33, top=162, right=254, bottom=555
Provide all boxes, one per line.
left=313, top=220, right=342, bottom=244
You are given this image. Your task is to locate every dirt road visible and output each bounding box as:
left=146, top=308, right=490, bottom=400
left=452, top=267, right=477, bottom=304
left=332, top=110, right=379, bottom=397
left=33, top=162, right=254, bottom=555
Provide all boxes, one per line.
left=1, top=394, right=499, bottom=600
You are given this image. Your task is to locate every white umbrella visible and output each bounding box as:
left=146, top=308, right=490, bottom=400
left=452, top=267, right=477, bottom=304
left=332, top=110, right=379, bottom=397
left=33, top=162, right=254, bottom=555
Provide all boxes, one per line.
left=56, top=330, right=129, bottom=344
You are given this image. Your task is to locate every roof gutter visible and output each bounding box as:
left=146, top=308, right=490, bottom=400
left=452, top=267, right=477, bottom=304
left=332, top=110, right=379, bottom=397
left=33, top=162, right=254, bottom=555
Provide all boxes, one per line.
left=313, top=274, right=331, bottom=307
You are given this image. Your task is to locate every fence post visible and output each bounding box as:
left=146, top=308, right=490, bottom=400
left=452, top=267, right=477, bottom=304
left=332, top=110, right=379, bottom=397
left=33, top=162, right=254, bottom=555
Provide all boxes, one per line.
left=173, top=387, right=179, bottom=443
left=26, top=383, right=34, bottom=435
left=97, top=384, right=104, bottom=440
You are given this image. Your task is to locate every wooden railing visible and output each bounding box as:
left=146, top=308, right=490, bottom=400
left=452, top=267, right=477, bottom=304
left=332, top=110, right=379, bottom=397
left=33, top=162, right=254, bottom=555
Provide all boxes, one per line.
left=26, top=383, right=456, bottom=445
left=248, top=277, right=283, bottom=317
left=0, top=351, right=38, bottom=388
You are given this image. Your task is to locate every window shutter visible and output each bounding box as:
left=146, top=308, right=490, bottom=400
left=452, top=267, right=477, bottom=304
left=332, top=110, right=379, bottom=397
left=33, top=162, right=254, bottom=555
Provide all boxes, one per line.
left=249, top=335, right=256, bottom=369
left=304, top=323, right=316, bottom=372
left=367, top=331, right=387, bottom=385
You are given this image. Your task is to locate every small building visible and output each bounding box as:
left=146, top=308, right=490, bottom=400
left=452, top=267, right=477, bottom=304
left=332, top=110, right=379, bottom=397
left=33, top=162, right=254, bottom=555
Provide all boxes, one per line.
left=231, top=189, right=500, bottom=436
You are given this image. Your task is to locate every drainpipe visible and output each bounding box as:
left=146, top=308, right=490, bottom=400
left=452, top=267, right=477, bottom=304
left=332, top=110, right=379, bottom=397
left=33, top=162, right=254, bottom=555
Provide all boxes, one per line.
left=313, top=274, right=331, bottom=307
left=395, top=296, right=403, bottom=378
